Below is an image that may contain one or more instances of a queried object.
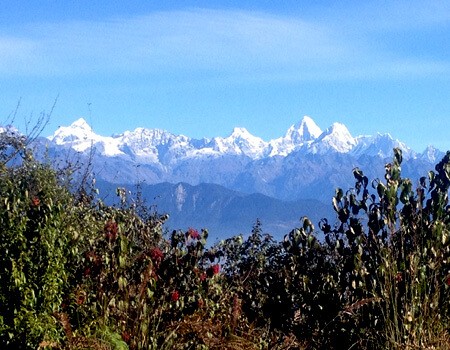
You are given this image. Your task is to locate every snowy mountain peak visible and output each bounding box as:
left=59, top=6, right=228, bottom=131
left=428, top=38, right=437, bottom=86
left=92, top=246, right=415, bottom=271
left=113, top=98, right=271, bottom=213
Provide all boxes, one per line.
left=350, top=132, right=414, bottom=159
left=230, top=127, right=252, bottom=138
left=227, top=127, right=263, bottom=144
left=45, top=116, right=424, bottom=163
left=328, top=122, right=350, bottom=134
left=310, top=122, right=356, bottom=154
left=285, top=116, right=322, bottom=143
left=48, top=118, right=126, bottom=156
left=49, top=117, right=97, bottom=145
left=209, top=127, right=267, bottom=158
left=121, top=127, right=183, bottom=146
left=70, top=117, right=92, bottom=130
left=421, top=145, right=444, bottom=163
left=297, top=116, right=322, bottom=138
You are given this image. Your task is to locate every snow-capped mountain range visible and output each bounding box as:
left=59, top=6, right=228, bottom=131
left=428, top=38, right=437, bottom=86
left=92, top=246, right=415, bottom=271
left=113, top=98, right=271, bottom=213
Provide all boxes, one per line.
left=2, top=115, right=439, bottom=239
left=41, top=115, right=445, bottom=205
left=49, top=116, right=426, bottom=162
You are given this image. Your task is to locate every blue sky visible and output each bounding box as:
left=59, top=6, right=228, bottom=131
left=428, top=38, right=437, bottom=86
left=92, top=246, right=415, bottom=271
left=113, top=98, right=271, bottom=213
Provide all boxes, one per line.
left=1, top=1, right=449, bottom=152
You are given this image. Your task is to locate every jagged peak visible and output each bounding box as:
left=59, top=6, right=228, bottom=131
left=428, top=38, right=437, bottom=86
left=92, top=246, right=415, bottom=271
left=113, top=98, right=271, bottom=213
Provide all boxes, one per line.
left=46, top=116, right=430, bottom=161
left=296, top=116, right=322, bottom=133
left=306, top=121, right=357, bottom=154
left=327, top=122, right=349, bottom=133
left=230, top=126, right=251, bottom=137
left=285, top=116, right=322, bottom=142
left=227, top=127, right=264, bottom=144
left=122, top=127, right=170, bottom=137
left=49, top=117, right=97, bottom=143
left=69, top=117, right=92, bottom=130
left=421, top=144, right=442, bottom=162
left=118, top=127, right=191, bottom=147
left=317, top=122, right=353, bottom=140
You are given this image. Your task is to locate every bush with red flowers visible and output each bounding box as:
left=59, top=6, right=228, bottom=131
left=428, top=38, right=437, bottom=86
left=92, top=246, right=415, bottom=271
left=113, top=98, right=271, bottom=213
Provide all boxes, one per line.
left=188, top=227, right=200, bottom=240
left=1, top=128, right=450, bottom=350
left=207, top=263, right=220, bottom=277
left=150, top=247, right=164, bottom=263
left=104, top=220, right=118, bottom=242
left=171, top=290, right=180, bottom=302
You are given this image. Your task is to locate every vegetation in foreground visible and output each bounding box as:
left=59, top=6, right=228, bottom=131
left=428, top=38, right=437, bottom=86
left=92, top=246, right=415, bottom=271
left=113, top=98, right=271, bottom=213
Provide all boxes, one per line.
left=0, top=129, right=450, bottom=349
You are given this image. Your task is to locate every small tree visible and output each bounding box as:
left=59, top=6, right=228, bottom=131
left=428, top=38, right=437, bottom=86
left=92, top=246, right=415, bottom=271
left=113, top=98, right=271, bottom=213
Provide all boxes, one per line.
left=0, top=147, right=77, bottom=348
left=320, top=149, right=450, bottom=348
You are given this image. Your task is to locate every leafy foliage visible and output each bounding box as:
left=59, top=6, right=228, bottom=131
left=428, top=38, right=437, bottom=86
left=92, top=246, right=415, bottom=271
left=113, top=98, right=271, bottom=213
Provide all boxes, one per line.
left=1, top=127, right=449, bottom=349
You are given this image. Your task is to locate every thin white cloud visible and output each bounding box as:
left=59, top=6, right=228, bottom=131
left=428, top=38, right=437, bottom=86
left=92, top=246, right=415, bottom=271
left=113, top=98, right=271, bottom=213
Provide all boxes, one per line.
left=10, top=10, right=346, bottom=73
left=0, top=7, right=449, bottom=80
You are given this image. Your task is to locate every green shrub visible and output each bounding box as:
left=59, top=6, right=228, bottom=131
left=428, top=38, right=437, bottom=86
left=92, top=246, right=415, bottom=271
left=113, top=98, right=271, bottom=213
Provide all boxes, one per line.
left=1, top=125, right=449, bottom=350
left=0, top=154, right=78, bottom=347
left=318, top=149, right=450, bottom=348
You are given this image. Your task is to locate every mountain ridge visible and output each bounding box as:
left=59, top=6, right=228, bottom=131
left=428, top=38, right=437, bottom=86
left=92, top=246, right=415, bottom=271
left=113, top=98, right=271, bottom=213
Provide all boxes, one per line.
left=48, top=116, right=433, bottom=163
left=9, top=115, right=447, bottom=239
left=95, top=179, right=333, bottom=241
left=40, top=115, right=446, bottom=204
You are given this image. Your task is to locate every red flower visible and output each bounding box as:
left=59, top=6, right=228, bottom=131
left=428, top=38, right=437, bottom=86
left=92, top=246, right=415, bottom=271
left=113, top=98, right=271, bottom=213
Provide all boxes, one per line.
left=75, top=290, right=86, bottom=305
left=395, top=272, right=403, bottom=283
left=188, top=228, right=200, bottom=240
left=207, top=264, right=220, bottom=277
left=31, top=196, right=40, bottom=207
left=200, top=273, right=207, bottom=281
left=104, top=220, right=118, bottom=242
left=446, top=276, right=450, bottom=286
left=171, top=290, right=180, bottom=302
left=122, top=331, right=131, bottom=343
left=86, top=251, right=101, bottom=266
left=150, top=247, right=164, bottom=263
